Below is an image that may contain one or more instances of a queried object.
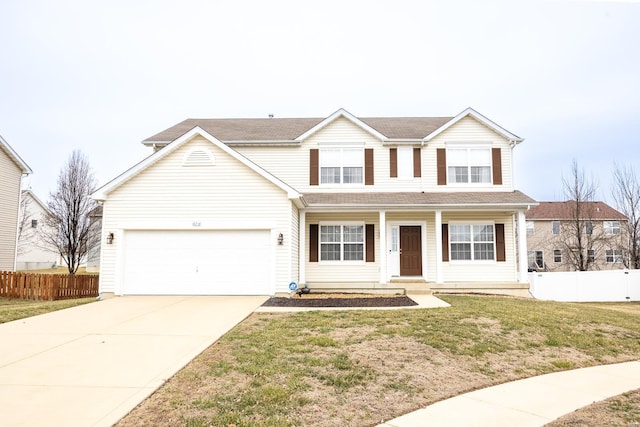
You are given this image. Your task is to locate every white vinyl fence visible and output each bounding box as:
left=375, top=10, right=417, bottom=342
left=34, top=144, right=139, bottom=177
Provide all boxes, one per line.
left=528, top=270, right=640, bottom=302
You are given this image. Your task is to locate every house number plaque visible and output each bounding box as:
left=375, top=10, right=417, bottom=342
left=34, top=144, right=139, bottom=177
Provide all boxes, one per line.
left=192, top=221, right=201, bottom=227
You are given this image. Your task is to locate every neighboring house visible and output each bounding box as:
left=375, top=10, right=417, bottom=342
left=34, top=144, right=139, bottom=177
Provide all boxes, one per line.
left=86, top=205, right=103, bottom=273
left=0, top=135, right=32, bottom=271
left=16, top=190, right=61, bottom=270
left=92, top=108, right=537, bottom=297
left=526, top=201, right=628, bottom=272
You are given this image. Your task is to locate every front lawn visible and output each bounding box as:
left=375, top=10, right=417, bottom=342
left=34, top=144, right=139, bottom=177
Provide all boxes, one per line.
left=0, top=297, right=95, bottom=324
left=117, top=295, right=640, bottom=427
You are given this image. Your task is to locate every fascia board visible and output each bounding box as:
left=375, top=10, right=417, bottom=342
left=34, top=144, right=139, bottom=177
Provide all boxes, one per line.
left=0, top=134, right=32, bottom=174
left=295, top=108, right=387, bottom=142
left=423, top=107, right=524, bottom=144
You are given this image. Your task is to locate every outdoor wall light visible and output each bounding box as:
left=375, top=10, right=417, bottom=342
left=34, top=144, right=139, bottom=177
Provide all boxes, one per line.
left=106, top=232, right=114, bottom=244
left=277, top=233, right=284, bottom=245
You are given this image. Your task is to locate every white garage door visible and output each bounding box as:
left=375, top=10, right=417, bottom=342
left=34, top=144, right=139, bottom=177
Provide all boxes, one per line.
left=122, top=230, right=272, bottom=295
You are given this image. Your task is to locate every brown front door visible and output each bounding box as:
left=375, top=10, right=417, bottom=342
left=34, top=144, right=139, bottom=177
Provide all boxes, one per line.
left=400, top=226, right=422, bottom=276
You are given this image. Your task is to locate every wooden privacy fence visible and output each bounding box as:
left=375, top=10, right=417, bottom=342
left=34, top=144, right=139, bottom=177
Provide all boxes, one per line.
left=0, top=271, right=99, bottom=301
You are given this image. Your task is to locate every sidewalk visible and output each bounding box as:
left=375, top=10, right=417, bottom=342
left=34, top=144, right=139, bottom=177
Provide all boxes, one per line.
left=378, top=360, right=640, bottom=427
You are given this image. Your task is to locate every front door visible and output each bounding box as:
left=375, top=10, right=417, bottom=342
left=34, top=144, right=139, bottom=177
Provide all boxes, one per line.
left=400, top=226, right=422, bottom=276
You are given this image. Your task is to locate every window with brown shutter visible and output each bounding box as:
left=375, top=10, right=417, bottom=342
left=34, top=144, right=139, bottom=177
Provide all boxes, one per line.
left=390, top=148, right=397, bottom=178
left=310, top=149, right=319, bottom=186
left=437, top=148, right=447, bottom=185
left=441, top=223, right=449, bottom=261
left=492, top=148, right=502, bottom=185
left=413, top=148, right=421, bottom=178
left=366, top=224, right=375, bottom=262
left=365, top=148, right=374, bottom=185
left=309, top=224, right=318, bottom=262
left=495, top=223, right=506, bottom=262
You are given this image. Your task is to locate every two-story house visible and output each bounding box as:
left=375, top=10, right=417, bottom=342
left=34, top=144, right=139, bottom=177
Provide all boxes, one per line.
left=0, top=135, right=32, bottom=271
left=526, top=201, right=628, bottom=272
left=92, top=108, right=537, bottom=297
left=16, top=190, right=61, bottom=270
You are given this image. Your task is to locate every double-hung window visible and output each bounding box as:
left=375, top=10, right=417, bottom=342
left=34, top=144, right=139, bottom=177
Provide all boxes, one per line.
left=320, top=147, right=363, bottom=185
left=604, top=221, right=620, bottom=235
left=447, top=147, right=491, bottom=184
left=551, top=221, right=560, bottom=235
left=450, top=224, right=495, bottom=261
left=320, top=224, right=364, bottom=261
left=528, top=250, right=544, bottom=269
left=606, top=249, right=623, bottom=263
left=553, top=249, right=562, bottom=263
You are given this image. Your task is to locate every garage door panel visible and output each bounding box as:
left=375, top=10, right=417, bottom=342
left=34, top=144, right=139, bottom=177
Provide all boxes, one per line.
left=123, top=230, right=271, bottom=295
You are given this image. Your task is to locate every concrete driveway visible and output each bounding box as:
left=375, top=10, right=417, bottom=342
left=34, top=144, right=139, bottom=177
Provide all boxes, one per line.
left=0, top=296, right=267, bottom=427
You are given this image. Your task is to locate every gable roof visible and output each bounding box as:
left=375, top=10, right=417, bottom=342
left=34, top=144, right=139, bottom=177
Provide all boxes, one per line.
left=423, top=107, right=524, bottom=144
left=526, top=201, right=627, bottom=221
left=21, top=190, right=49, bottom=213
left=142, top=108, right=519, bottom=146
left=92, top=126, right=303, bottom=203
left=0, top=134, right=32, bottom=174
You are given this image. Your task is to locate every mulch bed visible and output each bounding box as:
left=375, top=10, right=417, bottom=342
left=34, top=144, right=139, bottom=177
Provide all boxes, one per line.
left=262, top=295, right=418, bottom=308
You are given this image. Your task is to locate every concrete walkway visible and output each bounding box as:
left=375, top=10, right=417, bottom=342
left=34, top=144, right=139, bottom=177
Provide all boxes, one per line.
left=378, top=360, right=640, bottom=427
left=0, top=296, right=267, bottom=427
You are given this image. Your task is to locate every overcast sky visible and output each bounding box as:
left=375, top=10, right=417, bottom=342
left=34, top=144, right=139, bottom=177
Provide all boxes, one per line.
left=1, top=0, right=639, bottom=205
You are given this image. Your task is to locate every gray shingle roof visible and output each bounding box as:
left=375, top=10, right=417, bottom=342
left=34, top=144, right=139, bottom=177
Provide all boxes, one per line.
left=303, top=191, right=537, bottom=207
left=144, top=116, right=454, bottom=143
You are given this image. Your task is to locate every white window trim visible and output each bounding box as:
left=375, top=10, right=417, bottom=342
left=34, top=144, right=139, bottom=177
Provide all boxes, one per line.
left=445, top=143, right=493, bottom=187
left=318, top=221, right=366, bottom=264
left=448, top=221, right=497, bottom=264
left=319, top=145, right=365, bottom=187
left=551, top=221, right=560, bottom=235
left=604, top=221, right=621, bottom=235
left=605, top=249, right=623, bottom=263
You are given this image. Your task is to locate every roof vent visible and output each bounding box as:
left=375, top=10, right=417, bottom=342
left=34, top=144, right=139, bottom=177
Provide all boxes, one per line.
left=183, top=149, right=215, bottom=167
left=268, top=114, right=274, bottom=118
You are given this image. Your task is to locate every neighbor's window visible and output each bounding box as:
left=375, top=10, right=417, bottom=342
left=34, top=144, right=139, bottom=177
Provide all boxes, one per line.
left=450, top=224, right=495, bottom=261
left=604, top=221, right=620, bottom=235
left=320, top=224, right=364, bottom=261
left=584, top=221, right=593, bottom=235
left=31, top=219, right=38, bottom=228
left=552, top=221, right=560, bottom=235
left=587, top=249, right=595, bottom=263
left=447, top=147, right=491, bottom=184
left=320, top=148, right=363, bottom=184
left=553, top=249, right=562, bottom=263
left=528, top=250, right=544, bottom=269
left=606, top=249, right=623, bottom=263
left=526, top=221, right=534, bottom=235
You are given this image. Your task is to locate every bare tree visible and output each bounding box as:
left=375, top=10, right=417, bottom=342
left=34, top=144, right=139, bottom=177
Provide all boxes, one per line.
left=42, top=150, right=98, bottom=274
left=560, top=160, right=608, bottom=271
left=16, top=192, right=33, bottom=256
left=612, top=162, right=640, bottom=269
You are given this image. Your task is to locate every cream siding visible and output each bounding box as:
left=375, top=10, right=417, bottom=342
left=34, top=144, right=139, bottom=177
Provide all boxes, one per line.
left=305, top=212, right=379, bottom=283
left=441, top=212, right=518, bottom=282
left=99, top=136, right=293, bottom=294
left=16, top=193, right=60, bottom=270
left=0, top=148, right=23, bottom=271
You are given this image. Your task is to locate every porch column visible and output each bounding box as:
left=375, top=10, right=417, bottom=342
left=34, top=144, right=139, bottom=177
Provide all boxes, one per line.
left=517, top=210, right=528, bottom=283
left=299, top=210, right=306, bottom=285
left=379, top=210, right=387, bottom=284
left=435, top=210, right=443, bottom=283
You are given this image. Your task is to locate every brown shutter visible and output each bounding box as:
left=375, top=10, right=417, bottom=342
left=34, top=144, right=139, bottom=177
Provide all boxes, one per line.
left=390, top=148, right=397, bottom=178
left=365, top=148, right=374, bottom=185
left=437, top=148, right=446, bottom=185
left=495, top=223, right=506, bottom=262
left=413, top=147, right=421, bottom=178
left=492, top=148, right=502, bottom=185
left=366, top=224, right=375, bottom=262
left=309, top=224, right=318, bottom=262
left=310, top=149, right=319, bottom=186
left=442, top=223, right=449, bottom=262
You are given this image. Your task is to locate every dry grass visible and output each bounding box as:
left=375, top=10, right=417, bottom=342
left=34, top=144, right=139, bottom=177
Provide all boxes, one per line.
left=0, top=297, right=95, bottom=324
left=116, top=295, right=640, bottom=427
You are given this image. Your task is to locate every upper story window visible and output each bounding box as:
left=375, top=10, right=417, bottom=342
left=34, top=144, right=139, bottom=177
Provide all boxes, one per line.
left=320, top=147, right=363, bottom=185
left=31, top=219, right=38, bottom=228
left=584, top=221, right=593, bottom=235
left=526, top=221, right=534, bottom=235
left=604, top=221, right=620, bottom=235
left=552, top=221, right=560, bottom=235
left=447, top=147, right=491, bottom=184
left=450, top=223, right=495, bottom=261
